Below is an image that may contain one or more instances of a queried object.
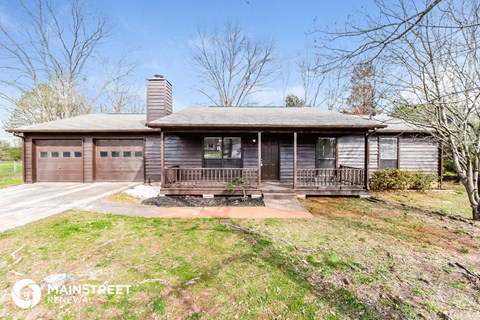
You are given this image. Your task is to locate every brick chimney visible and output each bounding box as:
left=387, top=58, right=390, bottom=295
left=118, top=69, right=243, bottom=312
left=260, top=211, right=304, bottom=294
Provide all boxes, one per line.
left=146, top=75, right=172, bottom=122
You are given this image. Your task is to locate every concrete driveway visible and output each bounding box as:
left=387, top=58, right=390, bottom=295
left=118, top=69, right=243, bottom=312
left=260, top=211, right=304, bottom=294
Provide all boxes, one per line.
left=0, top=183, right=135, bottom=232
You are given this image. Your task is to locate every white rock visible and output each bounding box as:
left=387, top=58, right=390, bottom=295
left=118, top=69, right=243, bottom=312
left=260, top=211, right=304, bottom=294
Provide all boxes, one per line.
left=123, top=185, right=160, bottom=199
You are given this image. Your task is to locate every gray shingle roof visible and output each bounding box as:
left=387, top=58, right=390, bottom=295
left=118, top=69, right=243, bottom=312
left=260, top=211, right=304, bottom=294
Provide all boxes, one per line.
left=148, top=107, right=386, bottom=129
left=7, top=109, right=425, bottom=133
left=7, top=114, right=154, bottom=133
left=363, top=114, right=428, bottom=133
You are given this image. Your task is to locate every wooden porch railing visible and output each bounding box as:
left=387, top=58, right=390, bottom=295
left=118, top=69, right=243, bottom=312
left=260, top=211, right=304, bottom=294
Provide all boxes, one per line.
left=296, top=166, right=365, bottom=188
left=162, top=167, right=258, bottom=188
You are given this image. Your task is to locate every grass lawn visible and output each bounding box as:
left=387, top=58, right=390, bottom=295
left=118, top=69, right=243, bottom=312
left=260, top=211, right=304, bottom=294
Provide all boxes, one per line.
left=373, top=181, right=472, bottom=219
left=0, top=161, right=23, bottom=188
left=0, top=197, right=479, bottom=319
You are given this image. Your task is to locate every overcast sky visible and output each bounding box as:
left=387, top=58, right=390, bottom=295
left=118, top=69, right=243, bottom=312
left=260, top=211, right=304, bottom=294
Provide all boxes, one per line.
left=0, top=0, right=367, bottom=140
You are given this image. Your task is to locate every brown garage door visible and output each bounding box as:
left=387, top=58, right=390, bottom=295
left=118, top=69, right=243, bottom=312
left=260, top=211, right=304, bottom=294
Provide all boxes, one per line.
left=95, top=139, right=144, bottom=182
left=34, top=140, right=83, bottom=182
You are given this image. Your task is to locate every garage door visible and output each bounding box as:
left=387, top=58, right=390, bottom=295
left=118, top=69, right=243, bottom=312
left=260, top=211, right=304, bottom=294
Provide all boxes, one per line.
left=95, top=139, right=144, bottom=182
left=35, top=140, right=83, bottom=182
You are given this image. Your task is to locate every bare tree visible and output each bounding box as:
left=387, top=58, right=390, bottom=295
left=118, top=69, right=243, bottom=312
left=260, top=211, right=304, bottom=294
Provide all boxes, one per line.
left=296, top=49, right=347, bottom=110
left=192, top=21, right=276, bottom=107
left=313, top=0, right=446, bottom=70
left=297, top=52, right=324, bottom=107
left=315, top=0, right=480, bottom=220
left=0, top=0, right=134, bottom=127
left=97, top=56, right=143, bottom=114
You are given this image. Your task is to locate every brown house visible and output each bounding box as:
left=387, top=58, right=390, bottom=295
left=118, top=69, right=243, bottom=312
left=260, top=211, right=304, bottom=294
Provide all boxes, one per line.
left=7, top=75, right=441, bottom=196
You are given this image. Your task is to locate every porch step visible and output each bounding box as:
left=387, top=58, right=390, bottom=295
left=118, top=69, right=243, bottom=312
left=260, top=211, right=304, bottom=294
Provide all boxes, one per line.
left=263, top=193, right=297, bottom=200
left=262, top=191, right=298, bottom=200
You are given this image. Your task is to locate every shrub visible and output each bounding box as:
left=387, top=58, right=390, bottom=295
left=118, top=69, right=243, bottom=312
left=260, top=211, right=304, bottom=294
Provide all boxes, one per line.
left=0, top=146, right=22, bottom=161
left=370, top=169, right=436, bottom=191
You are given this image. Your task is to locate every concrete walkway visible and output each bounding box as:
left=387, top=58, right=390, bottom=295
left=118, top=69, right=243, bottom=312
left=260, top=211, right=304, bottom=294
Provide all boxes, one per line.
left=0, top=183, right=312, bottom=232
left=0, top=183, right=135, bottom=231
left=80, top=199, right=313, bottom=219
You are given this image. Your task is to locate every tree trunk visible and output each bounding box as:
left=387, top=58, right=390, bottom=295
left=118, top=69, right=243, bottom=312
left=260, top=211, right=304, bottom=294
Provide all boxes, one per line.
left=473, top=203, right=480, bottom=221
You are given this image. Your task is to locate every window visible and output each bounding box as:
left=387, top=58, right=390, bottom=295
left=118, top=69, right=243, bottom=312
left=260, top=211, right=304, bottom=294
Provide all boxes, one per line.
left=100, top=151, right=108, bottom=158
left=63, top=151, right=71, bottom=158
left=135, top=151, right=143, bottom=157
left=316, top=138, right=336, bottom=169
left=51, top=152, right=59, bottom=158
left=379, top=137, right=398, bottom=169
left=204, top=137, right=242, bottom=168
left=74, top=152, right=82, bottom=158
left=112, top=151, right=120, bottom=157
left=40, top=152, right=48, bottom=158
left=123, top=151, right=132, bottom=157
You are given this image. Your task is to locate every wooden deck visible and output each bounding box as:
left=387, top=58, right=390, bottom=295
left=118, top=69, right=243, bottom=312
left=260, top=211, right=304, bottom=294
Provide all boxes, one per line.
left=160, top=167, right=368, bottom=196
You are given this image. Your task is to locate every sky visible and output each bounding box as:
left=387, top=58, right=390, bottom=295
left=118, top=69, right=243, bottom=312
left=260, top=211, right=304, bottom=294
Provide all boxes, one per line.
left=0, top=0, right=369, bottom=140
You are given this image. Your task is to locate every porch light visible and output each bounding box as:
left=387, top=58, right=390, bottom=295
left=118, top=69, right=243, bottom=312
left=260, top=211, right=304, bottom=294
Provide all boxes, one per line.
left=252, top=139, right=256, bottom=143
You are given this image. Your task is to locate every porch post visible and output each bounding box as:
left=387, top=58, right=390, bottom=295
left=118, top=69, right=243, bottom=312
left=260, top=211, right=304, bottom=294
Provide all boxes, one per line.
left=293, top=131, right=297, bottom=189
left=364, top=132, right=370, bottom=190
left=160, top=131, right=165, bottom=187
left=257, top=131, right=262, bottom=187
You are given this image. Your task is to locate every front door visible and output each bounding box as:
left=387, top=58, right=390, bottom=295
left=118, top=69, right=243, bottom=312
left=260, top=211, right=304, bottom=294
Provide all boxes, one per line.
left=261, top=139, right=279, bottom=180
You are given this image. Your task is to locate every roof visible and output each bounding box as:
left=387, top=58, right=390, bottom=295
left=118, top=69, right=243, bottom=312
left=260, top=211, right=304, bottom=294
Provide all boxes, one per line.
left=147, top=107, right=387, bottom=129
left=7, top=113, right=155, bottom=133
left=363, top=114, right=429, bottom=133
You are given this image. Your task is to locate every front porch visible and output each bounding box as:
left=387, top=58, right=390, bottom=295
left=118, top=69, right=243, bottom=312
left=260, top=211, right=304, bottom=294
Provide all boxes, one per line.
left=158, top=130, right=372, bottom=197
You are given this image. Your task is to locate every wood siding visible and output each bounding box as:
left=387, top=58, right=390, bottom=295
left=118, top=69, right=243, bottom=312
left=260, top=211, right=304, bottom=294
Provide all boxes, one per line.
left=399, top=135, right=438, bottom=174
left=164, top=134, right=203, bottom=168
left=338, top=135, right=365, bottom=168
left=243, top=139, right=258, bottom=168
left=337, top=134, right=438, bottom=174
left=146, top=78, right=172, bottom=123
left=145, top=136, right=161, bottom=182
left=83, top=137, right=93, bottom=183
left=279, top=136, right=316, bottom=181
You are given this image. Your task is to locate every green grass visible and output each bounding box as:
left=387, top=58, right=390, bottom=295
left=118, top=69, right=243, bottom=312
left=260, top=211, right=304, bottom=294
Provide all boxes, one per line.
left=373, top=181, right=472, bottom=218
left=0, top=194, right=478, bottom=319
left=0, top=161, right=23, bottom=188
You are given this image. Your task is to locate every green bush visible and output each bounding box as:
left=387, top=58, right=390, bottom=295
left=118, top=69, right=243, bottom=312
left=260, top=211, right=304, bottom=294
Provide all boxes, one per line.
left=370, top=169, right=436, bottom=191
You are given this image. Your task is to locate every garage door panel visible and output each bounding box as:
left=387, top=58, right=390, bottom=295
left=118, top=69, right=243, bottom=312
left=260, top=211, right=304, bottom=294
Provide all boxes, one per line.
left=95, top=139, right=144, bottom=182
left=34, top=139, right=83, bottom=182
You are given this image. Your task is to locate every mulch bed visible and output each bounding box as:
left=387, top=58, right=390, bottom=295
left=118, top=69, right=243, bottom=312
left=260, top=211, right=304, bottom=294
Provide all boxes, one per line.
left=143, top=196, right=265, bottom=207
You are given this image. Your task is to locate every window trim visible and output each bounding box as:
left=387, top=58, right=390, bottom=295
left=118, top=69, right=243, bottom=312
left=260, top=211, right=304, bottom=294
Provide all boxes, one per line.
left=316, top=137, right=338, bottom=169
left=202, top=136, right=243, bottom=168
left=378, top=136, right=399, bottom=169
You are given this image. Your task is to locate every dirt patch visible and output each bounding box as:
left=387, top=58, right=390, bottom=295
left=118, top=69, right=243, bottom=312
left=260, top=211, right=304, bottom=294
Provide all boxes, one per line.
left=143, top=196, right=265, bottom=207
